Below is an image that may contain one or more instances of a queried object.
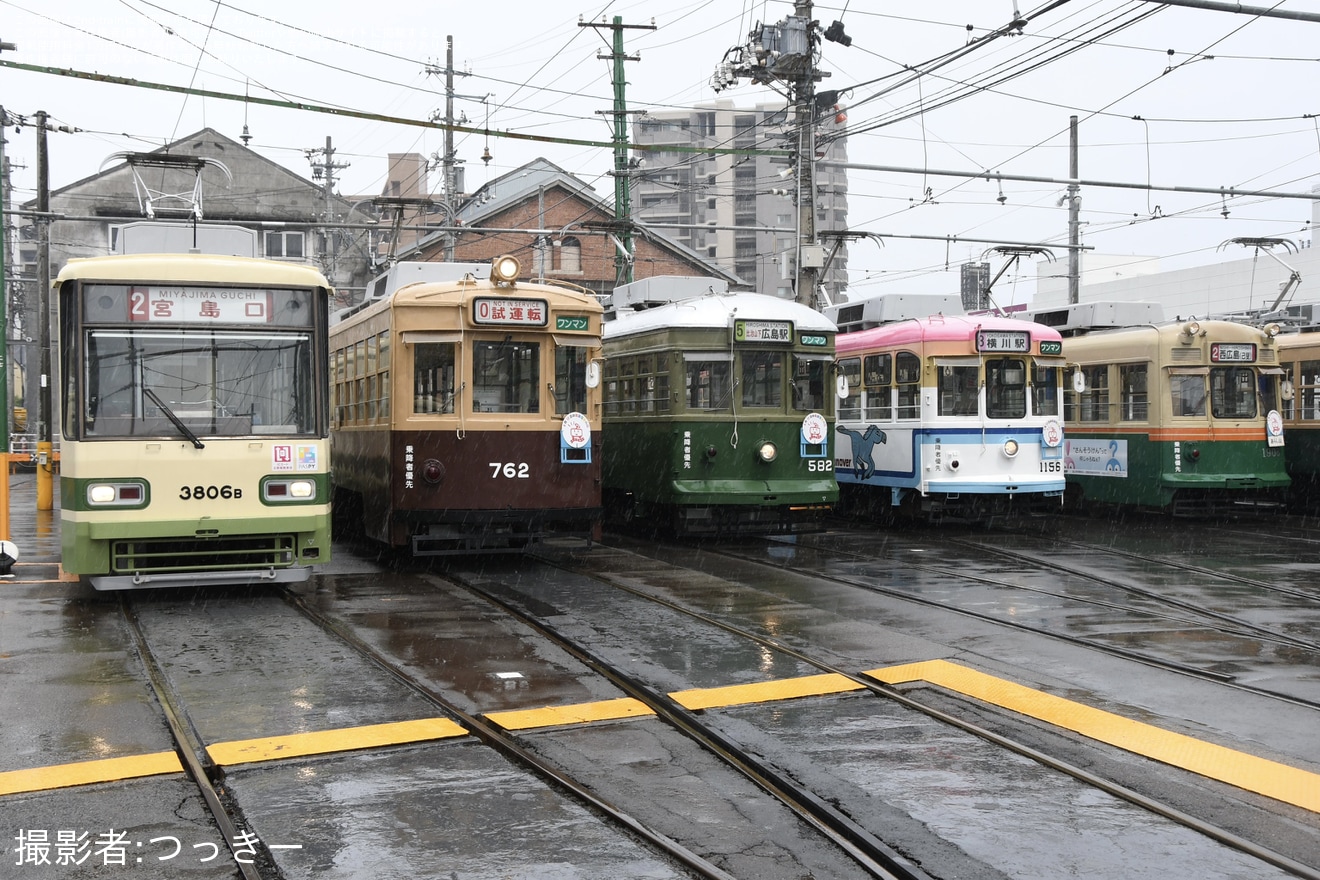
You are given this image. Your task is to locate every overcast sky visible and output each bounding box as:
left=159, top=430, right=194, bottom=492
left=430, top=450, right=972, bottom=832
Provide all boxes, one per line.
left=4, top=1, right=1320, bottom=303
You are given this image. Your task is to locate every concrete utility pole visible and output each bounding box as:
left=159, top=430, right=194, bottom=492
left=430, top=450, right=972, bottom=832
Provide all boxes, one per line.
left=710, top=2, right=833, bottom=307
left=425, top=38, right=472, bottom=261
left=791, top=0, right=822, bottom=309
left=581, top=15, right=654, bottom=286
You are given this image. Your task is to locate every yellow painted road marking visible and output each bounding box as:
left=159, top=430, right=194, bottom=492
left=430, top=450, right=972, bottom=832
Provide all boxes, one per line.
left=0, top=752, right=182, bottom=796
left=870, top=659, right=1320, bottom=814
left=487, top=697, right=654, bottom=731
left=671, top=673, right=865, bottom=710
left=207, top=717, right=468, bottom=766
left=7, top=662, right=1317, bottom=815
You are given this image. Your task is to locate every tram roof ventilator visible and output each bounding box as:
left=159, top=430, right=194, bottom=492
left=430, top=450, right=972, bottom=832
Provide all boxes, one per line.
left=608, top=276, right=735, bottom=314
left=823, top=293, right=965, bottom=332
left=1026, top=301, right=1165, bottom=334
left=334, top=261, right=493, bottom=324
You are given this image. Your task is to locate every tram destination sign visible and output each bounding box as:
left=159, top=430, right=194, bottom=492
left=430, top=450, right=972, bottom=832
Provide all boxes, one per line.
left=975, top=329, right=1030, bottom=353
left=473, top=297, right=548, bottom=326
left=1210, top=342, right=1256, bottom=363
left=735, top=319, right=793, bottom=343
left=128, top=286, right=274, bottom=324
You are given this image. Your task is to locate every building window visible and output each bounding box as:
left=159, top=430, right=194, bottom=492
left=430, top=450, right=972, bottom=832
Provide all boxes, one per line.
left=558, top=236, right=582, bottom=273
left=265, top=231, right=305, bottom=259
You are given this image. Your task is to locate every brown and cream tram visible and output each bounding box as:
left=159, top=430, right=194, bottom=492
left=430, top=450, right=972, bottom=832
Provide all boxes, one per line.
left=329, top=256, right=604, bottom=554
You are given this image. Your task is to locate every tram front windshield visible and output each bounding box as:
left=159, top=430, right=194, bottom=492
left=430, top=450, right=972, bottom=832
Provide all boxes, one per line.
left=78, top=329, right=318, bottom=438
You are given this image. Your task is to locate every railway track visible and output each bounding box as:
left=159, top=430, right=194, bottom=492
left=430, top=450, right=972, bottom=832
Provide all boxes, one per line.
left=769, top=524, right=1320, bottom=710
left=120, top=595, right=283, bottom=880
left=114, top=576, right=903, bottom=880
left=82, top=527, right=1320, bottom=879
left=510, top=540, right=1320, bottom=880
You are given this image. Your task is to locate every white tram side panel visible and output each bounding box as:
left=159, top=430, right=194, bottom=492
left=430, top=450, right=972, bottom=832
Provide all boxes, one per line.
left=831, top=313, right=1066, bottom=513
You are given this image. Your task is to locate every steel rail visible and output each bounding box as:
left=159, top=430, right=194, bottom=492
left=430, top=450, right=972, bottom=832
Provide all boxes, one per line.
left=119, top=596, right=270, bottom=880
left=548, top=539, right=1320, bottom=880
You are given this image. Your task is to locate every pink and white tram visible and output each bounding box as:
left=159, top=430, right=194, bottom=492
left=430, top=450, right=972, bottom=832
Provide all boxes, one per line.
left=832, top=313, right=1067, bottom=519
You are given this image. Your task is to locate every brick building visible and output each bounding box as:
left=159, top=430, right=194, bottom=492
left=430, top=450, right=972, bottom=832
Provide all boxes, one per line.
left=395, top=159, right=738, bottom=299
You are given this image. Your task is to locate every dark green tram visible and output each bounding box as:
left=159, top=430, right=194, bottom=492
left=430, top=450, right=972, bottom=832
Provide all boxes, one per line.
left=601, top=278, right=838, bottom=535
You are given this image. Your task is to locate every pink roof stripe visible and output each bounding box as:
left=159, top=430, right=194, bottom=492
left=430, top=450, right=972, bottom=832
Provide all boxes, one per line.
left=836, top=314, right=1062, bottom=355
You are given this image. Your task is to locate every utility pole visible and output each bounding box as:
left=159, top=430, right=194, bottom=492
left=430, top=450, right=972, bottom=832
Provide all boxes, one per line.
left=1067, top=115, right=1081, bottom=304
left=581, top=15, right=654, bottom=286
left=443, top=37, right=457, bottom=261
left=425, top=38, right=471, bottom=261
left=35, top=110, right=51, bottom=511
left=304, top=137, right=348, bottom=267
left=0, top=106, right=9, bottom=541
left=0, top=107, right=10, bottom=459
left=792, top=1, right=821, bottom=308
left=710, top=2, right=836, bottom=307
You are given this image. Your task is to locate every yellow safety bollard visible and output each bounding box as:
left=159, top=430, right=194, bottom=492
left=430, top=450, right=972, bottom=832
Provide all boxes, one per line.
left=37, top=441, right=52, bottom=512
left=0, top=457, right=9, bottom=541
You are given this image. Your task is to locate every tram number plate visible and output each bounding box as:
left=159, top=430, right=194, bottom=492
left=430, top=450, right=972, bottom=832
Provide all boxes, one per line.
left=489, top=462, right=530, bottom=479
left=180, top=484, right=243, bottom=500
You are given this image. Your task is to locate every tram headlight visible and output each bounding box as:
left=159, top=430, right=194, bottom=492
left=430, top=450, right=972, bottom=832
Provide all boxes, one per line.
left=756, top=441, right=778, bottom=463
left=263, top=478, right=317, bottom=502
left=1003, top=439, right=1020, bottom=458
left=491, top=254, right=521, bottom=284
left=87, top=481, right=147, bottom=507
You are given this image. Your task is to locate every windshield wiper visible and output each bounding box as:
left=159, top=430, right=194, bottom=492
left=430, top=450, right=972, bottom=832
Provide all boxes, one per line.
left=144, top=388, right=205, bottom=449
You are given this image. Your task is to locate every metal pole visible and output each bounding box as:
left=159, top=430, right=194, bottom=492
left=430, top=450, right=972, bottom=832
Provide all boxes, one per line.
left=0, top=106, right=10, bottom=540
left=610, top=17, right=632, bottom=285
left=1068, top=115, right=1080, bottom=305
left=35, top=111, right=51, bottom=511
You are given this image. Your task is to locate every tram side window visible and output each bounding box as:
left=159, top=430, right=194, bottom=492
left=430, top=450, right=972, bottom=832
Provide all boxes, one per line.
left=616, top=358, right=634, bottom=413
left=1119, top=364, right=1148, bottom=421
left=474, top=340, right=540, bottom=413
left=377, top=332, right=391, bottom=421
left=1298, top=360, right=1320, bottom=419
left=414, top=343, right=456, bottom=414
left=938, top=365, right=979, bottom=416
left=554, top=345, right=590, bottom=415
left=986, top=358, right=1026, bottom=420
left=792, top=355, right=829, bottom=412
left=1210, top=366, right=1257, bottom=419
left=742, top=351, right=783, bottom=407
left=686, top=358, right=732, bottom=410
left=895, top=352, right=921, bottom=420
left=654, top=353, right=671, bottom=413
left=603, top=360, right=620, bottom=416
left=638, top=355, right=656, bottom=413
left=1079, top=365, right=1110, bottom=422
left=864, top=353, right=892, bottom=420
left=1169, top=373, right=1206, bottom=418
left=838, top=357, right=862, bottom=420
left=1031, top=364, right=1060, bottom=417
